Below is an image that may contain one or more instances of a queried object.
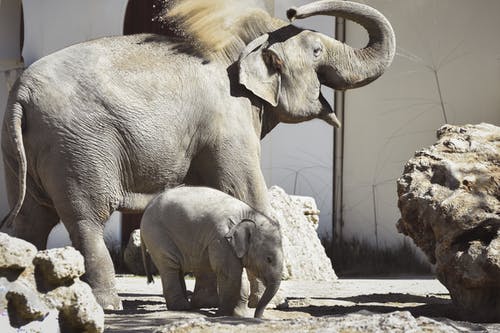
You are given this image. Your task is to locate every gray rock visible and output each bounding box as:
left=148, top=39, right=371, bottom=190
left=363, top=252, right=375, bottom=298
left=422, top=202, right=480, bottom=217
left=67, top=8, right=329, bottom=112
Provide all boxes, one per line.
left=124, top=229, right=158, bottom=275
left=45, top=280, right=104, bottom=333
left=0, top=277, right=11, bottom=310
left=0, top=232, right=37, bottom=281
left=33, top=246, right=85, bottom=291
left=17, top=309, right=60, bottom=333
left=397, top=123, right=500, bottom=321
left=154, top=310, right=480, bottom=332
left=0, top=233, right=103, bottom=332
left=268, top=186, right=337, bottom=281
left=5, top=280, right=50, bottom=328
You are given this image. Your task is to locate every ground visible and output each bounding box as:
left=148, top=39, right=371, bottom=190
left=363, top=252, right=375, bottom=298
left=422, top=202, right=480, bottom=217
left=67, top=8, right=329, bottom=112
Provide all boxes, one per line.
left=105, top=275, right=500, bottom=332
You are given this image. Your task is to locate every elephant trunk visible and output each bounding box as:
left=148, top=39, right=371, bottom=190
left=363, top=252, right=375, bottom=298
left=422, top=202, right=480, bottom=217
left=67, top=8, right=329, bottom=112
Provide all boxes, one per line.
left=287, top=0, right=395, bottom=90
left=254, top=281, right=280, bottom=318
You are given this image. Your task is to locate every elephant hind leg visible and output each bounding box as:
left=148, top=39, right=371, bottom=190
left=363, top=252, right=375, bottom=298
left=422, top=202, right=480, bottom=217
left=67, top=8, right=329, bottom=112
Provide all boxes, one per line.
left=61, top=217, right=122, bottom=310
left=159, top=267, right=190, bottom=311
left=9, top=194, right=59, bottom=250
left=2, top=163, right=59, bottom=249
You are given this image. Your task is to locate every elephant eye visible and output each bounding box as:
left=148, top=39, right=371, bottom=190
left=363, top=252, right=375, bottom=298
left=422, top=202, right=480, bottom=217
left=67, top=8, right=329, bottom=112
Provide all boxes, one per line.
left=313, top=45, right=323, bottom=57
left=266, top=256, right=272, bottom=264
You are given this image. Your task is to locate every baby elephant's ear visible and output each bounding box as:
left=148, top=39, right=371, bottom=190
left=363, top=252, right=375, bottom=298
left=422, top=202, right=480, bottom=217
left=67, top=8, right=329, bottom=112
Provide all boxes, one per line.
left=225, top=219, right=256, bottom=258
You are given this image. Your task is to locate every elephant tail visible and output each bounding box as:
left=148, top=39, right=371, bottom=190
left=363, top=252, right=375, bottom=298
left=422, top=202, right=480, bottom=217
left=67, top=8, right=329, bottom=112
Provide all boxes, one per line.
left=140, top=231, right=155, bottom=284
left=0, top=97, right=27, bottom=230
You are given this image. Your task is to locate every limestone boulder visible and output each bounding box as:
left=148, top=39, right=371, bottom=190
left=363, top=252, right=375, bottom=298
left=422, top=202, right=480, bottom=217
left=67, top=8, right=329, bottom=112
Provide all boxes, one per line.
left=5, top=280, right=50, bottom=328
left=45, top=280, right=104, bottom=333
left=33, top=247, right=85, bottom=291
left=0, top=233, right=104, bottom=332
left=124, top=229, right=158, bottom=275
left=268, top=186, right=336, bottom=281
left=0, top=233, right=37, bottom=281
left=397, top=123, right=500, bottom=321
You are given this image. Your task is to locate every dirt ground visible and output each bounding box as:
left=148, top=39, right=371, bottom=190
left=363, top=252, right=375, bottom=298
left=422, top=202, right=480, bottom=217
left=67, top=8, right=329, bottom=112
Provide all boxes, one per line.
left=104, top=275, right=500, bottom=332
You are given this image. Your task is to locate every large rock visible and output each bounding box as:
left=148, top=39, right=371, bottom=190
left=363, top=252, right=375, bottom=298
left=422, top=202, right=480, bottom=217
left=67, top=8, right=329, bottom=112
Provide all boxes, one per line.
left=5, top=280, right=50, bottom=327
left=0, top=232, right=104, bottom=332
left=269, top=186, right=336, bottom=281
left=45, top=281, right=104, bottom=333
left=0, top=233, right=37, bottom=281
left=124, top=229, right=157, bottom=275
left=397, top=123, right=500, bottom=321
left=33, top=247, right=85, bottom=291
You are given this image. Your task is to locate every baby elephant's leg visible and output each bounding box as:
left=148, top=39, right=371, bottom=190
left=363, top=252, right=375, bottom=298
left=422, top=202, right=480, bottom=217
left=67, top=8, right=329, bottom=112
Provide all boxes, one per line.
left=234, top=271, right=250, bottom=317
left=159, top=265, right=190, bottom=311
left=216, top=270, right=247, bottom=317
left=191, top=271, right=219, bottom=308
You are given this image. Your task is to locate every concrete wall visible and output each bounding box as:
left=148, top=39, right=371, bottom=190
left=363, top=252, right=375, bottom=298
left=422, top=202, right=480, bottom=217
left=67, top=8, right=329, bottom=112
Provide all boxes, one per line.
left=0, top=0, right=23, bottom=217
left=341, top=0, right=500, bottom=248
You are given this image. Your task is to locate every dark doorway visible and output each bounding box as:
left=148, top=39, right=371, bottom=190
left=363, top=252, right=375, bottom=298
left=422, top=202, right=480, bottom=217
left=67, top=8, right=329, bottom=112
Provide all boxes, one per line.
left=123, top=0, right=177, bottom=37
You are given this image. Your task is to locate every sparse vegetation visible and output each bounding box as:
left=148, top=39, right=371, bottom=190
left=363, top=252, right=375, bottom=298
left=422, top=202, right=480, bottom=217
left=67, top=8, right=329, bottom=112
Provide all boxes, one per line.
left=321, top=236, right=432, bottom=277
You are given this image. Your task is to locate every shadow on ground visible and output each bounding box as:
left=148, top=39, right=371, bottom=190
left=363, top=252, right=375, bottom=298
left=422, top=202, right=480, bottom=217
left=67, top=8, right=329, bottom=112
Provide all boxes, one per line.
left=282, top=293, right=461, bottom=320
left=105, top=292, right=466, bottom=332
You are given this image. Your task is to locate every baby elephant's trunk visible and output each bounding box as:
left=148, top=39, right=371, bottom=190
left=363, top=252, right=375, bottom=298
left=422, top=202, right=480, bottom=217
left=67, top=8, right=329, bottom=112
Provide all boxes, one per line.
left=253, top=282, right=281, bottom=318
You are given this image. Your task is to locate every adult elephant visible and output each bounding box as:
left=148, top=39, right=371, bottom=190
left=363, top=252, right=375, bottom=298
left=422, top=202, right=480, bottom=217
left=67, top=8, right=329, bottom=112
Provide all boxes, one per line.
left=1, top=0, right=395, bottom=309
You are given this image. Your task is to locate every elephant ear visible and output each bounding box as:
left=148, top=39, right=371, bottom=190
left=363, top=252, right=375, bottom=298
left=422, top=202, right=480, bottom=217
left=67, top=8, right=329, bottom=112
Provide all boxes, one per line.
left=225, top=219, right=256, bottom=258
left=239, top=34, right=282, bottom=107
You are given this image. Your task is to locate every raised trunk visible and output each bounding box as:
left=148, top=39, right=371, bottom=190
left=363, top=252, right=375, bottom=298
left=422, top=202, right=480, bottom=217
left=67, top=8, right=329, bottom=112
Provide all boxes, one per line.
left=253, top=282, right=280, bottom=318
left=288, top=0, right=395, bottom=90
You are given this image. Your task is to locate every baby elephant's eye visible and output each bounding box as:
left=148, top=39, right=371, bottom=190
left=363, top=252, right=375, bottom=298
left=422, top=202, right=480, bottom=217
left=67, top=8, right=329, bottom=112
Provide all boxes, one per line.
left=266, top=256, right=272, bottom=264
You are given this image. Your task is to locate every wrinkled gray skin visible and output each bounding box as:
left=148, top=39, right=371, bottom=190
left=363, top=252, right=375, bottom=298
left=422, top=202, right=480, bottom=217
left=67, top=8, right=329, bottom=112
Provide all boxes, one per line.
left=1, top=1, right=395, bottom=309
left=141, top=186, right=283, bottom=318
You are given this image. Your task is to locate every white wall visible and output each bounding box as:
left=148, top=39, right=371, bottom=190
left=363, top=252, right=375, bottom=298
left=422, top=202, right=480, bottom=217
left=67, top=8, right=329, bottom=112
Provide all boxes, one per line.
left=342, top=0, right=500, bottom=248
left=21, top=0, right=129, bottom=66
left=0, top=0, right=22, bottom=217
left=262, top=0, right=335, bottom=237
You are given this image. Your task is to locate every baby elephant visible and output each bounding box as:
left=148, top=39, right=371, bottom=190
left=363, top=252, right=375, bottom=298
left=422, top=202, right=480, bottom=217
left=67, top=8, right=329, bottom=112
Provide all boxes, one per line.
left=140, top=186, right=283, bottom=318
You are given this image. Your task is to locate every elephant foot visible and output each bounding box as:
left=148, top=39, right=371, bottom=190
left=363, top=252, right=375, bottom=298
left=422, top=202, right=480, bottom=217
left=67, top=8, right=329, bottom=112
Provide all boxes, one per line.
left=167, top=298, right=191, bottom=311
left=94, top=288, right=123, bottom=311
left=248, top=289, right=286, bottom=309
left=233, top=304, right=249, bottom=317
left=191, top=289, right=219, bottom=308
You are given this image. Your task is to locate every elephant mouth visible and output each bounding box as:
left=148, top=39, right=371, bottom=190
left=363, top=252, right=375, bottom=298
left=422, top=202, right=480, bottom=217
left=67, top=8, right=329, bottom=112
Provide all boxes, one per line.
left=318, top=90, right=341, bottom=128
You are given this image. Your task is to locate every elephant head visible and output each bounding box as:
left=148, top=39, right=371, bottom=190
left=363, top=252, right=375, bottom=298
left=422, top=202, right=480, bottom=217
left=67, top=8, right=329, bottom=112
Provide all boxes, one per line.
left=225, top=216, right=283, bottom=318
left=238, top=0, right=395, bottom=128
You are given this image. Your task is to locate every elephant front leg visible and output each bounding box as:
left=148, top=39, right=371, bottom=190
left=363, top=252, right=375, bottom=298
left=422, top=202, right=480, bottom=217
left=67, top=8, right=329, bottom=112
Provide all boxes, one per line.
left=209, top=244, right=248, bottom=316
left=65, top=221, right=122, bottom=310
left=216, top=269, right=247, bottom=317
